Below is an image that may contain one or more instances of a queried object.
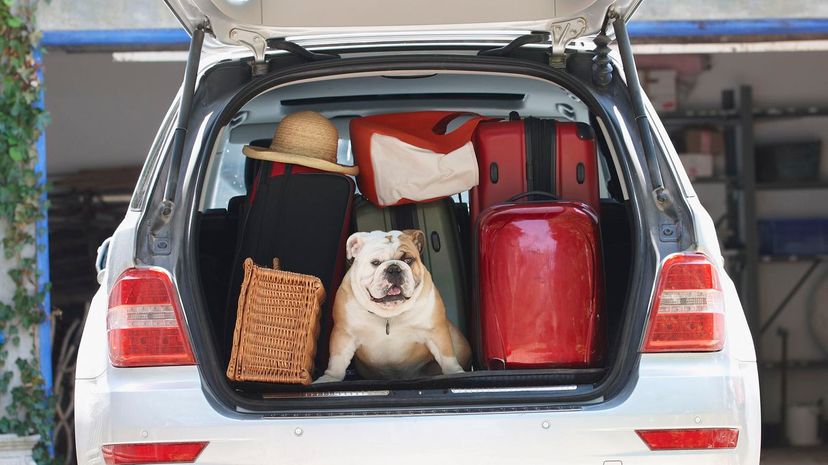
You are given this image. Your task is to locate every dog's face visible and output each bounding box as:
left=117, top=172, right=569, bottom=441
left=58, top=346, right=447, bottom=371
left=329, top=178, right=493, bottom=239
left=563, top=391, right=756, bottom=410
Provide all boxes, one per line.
left=346, top=229, right=428, bottom=317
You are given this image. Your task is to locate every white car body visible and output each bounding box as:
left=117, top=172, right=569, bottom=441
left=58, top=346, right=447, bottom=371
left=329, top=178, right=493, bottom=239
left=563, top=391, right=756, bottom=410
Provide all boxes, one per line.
left=75, top=1, right=760, bottom=463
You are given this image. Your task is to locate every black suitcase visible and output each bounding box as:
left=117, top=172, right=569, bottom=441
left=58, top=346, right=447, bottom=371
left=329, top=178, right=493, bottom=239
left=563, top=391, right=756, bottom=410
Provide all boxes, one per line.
left=198, top=195, right=245, bottom=346
left=598, top=199, right=631, bottom=351
left=224, top=161, right=354, bottom=371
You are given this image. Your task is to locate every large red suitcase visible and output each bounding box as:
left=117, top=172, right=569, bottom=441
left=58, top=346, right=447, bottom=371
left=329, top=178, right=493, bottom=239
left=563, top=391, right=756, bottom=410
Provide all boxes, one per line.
left=470, top=116, right=600, bottom=223
left=475, top=196, right=603, bottom=369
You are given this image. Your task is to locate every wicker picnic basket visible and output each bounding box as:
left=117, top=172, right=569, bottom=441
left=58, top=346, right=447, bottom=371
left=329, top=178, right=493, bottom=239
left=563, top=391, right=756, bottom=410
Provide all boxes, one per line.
left=226, top=257, right=326, bottom=385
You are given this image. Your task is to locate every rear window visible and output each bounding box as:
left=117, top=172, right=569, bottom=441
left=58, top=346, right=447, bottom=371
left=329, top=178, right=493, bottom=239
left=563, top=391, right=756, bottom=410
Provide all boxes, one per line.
left=199, top=72, right=623, bottom=210
left=130, top=99, right=179, bottom=211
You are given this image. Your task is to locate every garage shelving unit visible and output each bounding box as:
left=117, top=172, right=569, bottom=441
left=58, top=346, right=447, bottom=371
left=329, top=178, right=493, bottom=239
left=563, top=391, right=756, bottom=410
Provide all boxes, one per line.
left=662, top=85, right=828, bottom=444
left=662, top=85, right=828, bottom=356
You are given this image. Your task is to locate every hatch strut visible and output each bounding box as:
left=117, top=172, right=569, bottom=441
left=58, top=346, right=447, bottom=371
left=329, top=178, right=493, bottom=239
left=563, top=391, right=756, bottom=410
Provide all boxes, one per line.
left=148, top=26, right=205, bottom=255
left=161, top=25, right=205, bottom=216
left=610, top=11, right=669, bottom=205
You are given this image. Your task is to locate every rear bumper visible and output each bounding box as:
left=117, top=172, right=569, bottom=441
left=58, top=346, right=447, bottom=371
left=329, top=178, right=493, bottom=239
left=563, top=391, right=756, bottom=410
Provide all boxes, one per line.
left=75, top=354, right=760, bottom=465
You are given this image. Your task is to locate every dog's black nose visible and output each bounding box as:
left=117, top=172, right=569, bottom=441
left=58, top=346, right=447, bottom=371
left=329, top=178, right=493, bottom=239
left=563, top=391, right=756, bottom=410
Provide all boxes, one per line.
left=386, top=263, right=402, bottom=275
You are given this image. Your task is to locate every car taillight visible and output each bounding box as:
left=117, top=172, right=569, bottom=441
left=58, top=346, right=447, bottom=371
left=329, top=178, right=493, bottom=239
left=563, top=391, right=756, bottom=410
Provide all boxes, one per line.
left=643, top=253, right=725, bottom=352
left=107, top=268, right=195, bottom=367
left=102, top=442, right=207, bottom=465
left=636, top=428, right=739, bottom=450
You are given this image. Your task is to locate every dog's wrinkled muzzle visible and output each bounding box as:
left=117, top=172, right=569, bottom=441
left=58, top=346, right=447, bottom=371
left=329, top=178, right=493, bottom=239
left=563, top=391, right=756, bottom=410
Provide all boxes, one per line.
left=370, top=284, right=408, bottom=303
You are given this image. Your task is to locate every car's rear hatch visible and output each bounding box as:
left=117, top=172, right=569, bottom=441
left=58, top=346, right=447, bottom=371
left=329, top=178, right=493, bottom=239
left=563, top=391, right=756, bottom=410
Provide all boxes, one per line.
left=147, top=0, right=689, bottom=416
left=164, top=0, right=642, bottom=53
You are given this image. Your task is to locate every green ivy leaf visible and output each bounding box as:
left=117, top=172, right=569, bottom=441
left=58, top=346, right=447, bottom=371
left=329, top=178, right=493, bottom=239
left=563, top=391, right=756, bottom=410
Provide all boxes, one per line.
left=8, top=146, right=23, bottom=161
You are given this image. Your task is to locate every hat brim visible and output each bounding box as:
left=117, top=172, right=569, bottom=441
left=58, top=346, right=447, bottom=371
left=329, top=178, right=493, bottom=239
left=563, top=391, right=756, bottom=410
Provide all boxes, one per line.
left=242, top=145, right=359, bottom=176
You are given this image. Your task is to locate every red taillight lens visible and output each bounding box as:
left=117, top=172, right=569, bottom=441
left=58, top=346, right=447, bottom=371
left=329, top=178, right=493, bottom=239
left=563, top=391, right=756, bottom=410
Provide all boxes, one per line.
left=643, top=253, right=725, bottom=352
left=637, top=428, right=739, bottom=450
left=107, top=268, right=195, bottom=367
left=102, top=442, right=207, bottom=465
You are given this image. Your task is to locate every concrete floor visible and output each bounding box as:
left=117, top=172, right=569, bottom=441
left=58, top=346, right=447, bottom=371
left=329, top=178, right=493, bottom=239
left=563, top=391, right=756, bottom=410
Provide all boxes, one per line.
left=762, top=447, right=828, bottom=464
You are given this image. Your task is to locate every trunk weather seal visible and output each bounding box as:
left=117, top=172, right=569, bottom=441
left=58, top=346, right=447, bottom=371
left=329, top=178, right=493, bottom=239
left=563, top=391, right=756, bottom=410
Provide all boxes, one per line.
left=176, top=54, right=662, bottom=416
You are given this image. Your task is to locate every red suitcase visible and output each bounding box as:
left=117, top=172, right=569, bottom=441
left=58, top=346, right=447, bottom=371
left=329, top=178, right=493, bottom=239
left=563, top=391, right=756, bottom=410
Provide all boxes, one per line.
left=475, top=194, right=603, bottom=369
left=470, top=116, right=600, bottom=223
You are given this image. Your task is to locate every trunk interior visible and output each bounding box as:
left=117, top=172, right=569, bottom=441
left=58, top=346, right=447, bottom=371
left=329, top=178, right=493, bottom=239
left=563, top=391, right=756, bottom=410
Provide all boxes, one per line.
left=194, top=70, right=633, bottom=399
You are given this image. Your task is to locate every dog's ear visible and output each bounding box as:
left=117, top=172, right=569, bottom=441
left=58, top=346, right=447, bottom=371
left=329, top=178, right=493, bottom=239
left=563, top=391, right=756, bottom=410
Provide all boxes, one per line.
left=346, top=232, right=370, bottom=261
left=402, top=229, right=425, bottom=255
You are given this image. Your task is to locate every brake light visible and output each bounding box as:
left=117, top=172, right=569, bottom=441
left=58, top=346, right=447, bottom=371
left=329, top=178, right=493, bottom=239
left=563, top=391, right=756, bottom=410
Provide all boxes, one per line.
left=636, top=428, right=739, bottom=450
left=107, top=268, right=195, bottom=367
left=643, top=253, right=725, bottom=352
left=102, top=442, right=207, bottom=465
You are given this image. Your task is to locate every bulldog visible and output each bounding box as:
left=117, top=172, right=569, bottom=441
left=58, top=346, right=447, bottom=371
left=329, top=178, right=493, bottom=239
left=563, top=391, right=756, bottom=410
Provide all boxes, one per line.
left=316, top=229, right=471, bottom=382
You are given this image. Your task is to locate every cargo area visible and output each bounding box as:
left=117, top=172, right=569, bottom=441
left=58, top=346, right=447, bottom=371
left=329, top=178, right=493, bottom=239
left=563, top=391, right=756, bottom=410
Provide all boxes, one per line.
left=193, top=71, right=634, bottom=398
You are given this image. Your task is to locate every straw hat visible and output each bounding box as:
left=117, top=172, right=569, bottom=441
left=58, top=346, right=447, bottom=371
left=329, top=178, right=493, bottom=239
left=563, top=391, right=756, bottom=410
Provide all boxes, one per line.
left=242, top=111, right=359, bottom=176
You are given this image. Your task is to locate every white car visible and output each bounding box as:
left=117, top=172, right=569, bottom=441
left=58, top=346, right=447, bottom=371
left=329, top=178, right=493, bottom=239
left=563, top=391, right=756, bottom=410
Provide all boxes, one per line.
left=76, top=1, right=761, bottom=464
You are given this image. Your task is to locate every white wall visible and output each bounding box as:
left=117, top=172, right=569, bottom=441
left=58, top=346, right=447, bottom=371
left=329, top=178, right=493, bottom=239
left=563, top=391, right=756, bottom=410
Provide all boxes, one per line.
left=0, top=223, right=37, bottom=416
left=636, top=0, right=828, bottom=20
left=38, top=0, right=179, bottom=31
left=43, top=52, right=183, bottom=174
left=676, top=51, right=828, bottom=424
left=34, top=0, right=828, bottom=31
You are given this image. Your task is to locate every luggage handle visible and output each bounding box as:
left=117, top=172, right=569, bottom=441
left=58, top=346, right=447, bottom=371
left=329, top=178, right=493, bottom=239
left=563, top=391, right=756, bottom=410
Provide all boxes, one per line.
left=508, top=191, right=559, bottom=202
left=431, top=111, right=484, bottom=137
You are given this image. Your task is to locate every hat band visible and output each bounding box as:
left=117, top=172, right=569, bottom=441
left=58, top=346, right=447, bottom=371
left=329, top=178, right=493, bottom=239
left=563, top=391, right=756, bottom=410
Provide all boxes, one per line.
left=270, top=144, right=338, bottom=164
left=242, top=145, right=359, bottom=176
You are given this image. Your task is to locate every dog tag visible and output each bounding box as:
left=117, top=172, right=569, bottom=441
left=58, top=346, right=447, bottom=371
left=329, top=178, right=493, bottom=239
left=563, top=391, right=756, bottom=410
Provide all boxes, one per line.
left=386, top=319, right=390, bottom=335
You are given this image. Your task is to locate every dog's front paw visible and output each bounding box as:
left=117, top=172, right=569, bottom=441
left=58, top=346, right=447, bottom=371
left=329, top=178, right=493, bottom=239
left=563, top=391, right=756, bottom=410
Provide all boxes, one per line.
left=313, top=373, right=343, bottom=384
left=442, top=361, right=465, bottom=375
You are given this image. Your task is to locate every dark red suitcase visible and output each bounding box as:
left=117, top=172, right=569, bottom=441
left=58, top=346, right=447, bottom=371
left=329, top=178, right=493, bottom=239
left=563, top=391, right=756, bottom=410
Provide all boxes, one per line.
left=475, top=196, right=603, bottom=369
left=470, top=116, right=600, bottom=223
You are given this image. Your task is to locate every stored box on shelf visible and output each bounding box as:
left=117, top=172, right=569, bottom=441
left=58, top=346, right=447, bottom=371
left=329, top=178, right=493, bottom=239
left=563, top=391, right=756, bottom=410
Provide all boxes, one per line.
left=759, top=218, right=828, bottom=256
left=756, top=141, right=821, bottom=183
left=639, top=69, right=677, bottom=113
left=678, top=153, right=714, bottom=180
left=685, top=127, right=725, bottom=156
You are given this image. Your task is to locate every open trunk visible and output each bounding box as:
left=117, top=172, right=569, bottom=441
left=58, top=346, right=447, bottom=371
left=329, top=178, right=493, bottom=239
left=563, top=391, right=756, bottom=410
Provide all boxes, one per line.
left=194, top=65, right=634, bottom=400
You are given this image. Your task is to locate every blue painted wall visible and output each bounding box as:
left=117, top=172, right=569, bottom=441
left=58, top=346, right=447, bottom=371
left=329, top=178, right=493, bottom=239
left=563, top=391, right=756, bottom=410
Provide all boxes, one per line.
left=40, top=19, right=828, bottom=48
left=35, top=48, right=52, bottom=393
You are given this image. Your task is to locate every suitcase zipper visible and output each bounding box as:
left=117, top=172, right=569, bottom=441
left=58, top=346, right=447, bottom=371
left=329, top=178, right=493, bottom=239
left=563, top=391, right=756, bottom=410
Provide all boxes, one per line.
left=524, top=118, right=534, bottom=192
left=524, top=118, right=556, bottom=198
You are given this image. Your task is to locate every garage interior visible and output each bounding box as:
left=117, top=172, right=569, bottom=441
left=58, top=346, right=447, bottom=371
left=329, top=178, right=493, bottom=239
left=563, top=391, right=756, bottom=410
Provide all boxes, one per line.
left=40, top=17, right=828, bottom=465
